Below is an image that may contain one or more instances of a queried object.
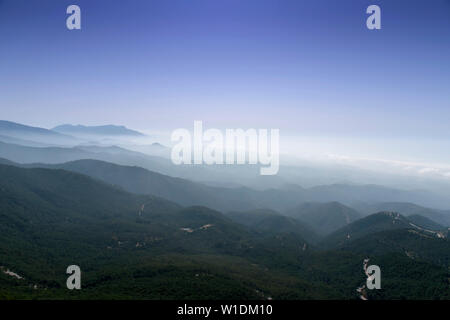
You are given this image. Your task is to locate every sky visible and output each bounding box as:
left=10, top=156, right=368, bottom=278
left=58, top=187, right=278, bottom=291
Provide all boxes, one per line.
left=0, top=0, right=450, bottom=167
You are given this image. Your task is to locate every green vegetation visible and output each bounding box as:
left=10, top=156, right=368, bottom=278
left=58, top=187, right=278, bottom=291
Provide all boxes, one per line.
left=225, top=209, right=319, bottom=243
left=0, top=164, right=448, bottom=300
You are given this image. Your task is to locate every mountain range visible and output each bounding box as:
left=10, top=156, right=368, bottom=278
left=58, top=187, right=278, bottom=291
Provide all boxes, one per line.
left=0, top=120, right=146, bottom=147
left=1, top=163, right=449, bottom=299
left=322, top=211, right=448, bottom=248
left=0, top=120, right=78, bottom=146
left=1, top=120, right=450, bottom=300
left=0, top=157, right=449, bottom=227
left=352, top=202, right=450, bottom=227
left=286, top=202, right=362, bottom=235
left=52, top=124, right=146, bottom=137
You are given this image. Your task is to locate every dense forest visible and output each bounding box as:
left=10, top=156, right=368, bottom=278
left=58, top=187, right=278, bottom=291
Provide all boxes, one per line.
left=0, top=164, right=448, bottom=300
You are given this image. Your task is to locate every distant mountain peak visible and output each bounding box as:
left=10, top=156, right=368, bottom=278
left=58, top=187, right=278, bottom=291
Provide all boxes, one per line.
left=0, top=120, right=78, bottom=147
left=0, top=120, right=66, bottom=136
left=52, top=124, right=145, bottom=136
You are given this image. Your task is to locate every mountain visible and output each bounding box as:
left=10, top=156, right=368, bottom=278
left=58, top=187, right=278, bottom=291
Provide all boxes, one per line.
left=0, top=163, right=180, bottom=275
left=8, top=158, right=258, bottom=212
left=0, top=163, right=448, bottom=299
left=0, top=163, right=302, bottom=262
left=286, top=202, right=362, bottom=235
left=278, top=183, right=450, bottom=212
left=0, top=142, right=262, bottom=193
left=0, top=163, right=336, bottom=299
left=0, top=120, right=77, bottom=146
left=120, top=142, right=171, bottom=158
left=13, top=159, right=315, bottom=213
left=0, top=134, right=51, bottom=147
left=0, top=164, right=245, bottom=290
left=225, top=209, right=319, bottom=244
left=0, top=158, right=17, bottom=166
left=308, top=184, right=450, bottom=210
left=2, top=153, right=450, bottom=217
left=352, top=202, right=450, bottom=227
left=407, top=214, right=446, bottom=231
left=0, top=157, right=314, bottom=212
left=0, top=158, right=348, bottom=215
left=52, top=124, right=145, bottom=137
left=0, top=141, right=173, bottom=173
left=0, top=141, right=94, bottom=164
left=0, top=163, right=181, bottom=223
left=337, top=228, right=450, bottom=267
left=322, top=212, right=447, bottom=248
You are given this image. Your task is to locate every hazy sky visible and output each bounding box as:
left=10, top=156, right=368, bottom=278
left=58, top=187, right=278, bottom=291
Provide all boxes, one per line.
left=1, top=0, right=449, bottom=166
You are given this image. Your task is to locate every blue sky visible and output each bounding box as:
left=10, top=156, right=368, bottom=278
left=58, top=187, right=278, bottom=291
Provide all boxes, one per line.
left=0, top=0, right=449, bottom=164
